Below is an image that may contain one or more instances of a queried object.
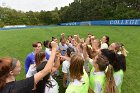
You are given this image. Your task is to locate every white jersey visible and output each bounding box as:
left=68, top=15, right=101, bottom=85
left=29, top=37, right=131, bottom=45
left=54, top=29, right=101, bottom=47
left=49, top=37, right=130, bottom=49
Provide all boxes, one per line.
left=62, top=60, right=70, bottom=85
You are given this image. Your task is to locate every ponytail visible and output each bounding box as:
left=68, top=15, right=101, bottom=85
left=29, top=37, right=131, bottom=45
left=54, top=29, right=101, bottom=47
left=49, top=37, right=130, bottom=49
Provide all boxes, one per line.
left=104, top=65, right=116, bottom=93
left=120, top=46, right=128, bottom=57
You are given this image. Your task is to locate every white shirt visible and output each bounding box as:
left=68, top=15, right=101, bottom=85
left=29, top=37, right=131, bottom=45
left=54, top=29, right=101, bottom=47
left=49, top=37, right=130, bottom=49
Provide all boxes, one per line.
left=72, top=75, right=85, bottom=85
left=114, top=71, right=123, bottom=87
left=45, top=48, right=51, bottom=55
left=26, top=64, right=37, bottom=78
left=45, top=76, right=59, bottom=93
left=59, top=43, right=68, bottom=50
left=58, top=43, right=68, bottom=55
left=101, top=43, right=108, bottom=49
left=62, top=60, right=70, bottom=83
left=93, top=71, right=105, bottom=93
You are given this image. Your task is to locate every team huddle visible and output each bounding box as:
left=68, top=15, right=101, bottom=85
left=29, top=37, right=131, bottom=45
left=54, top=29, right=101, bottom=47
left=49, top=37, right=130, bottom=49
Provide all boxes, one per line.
left=0, top=33, right=128, bottom=93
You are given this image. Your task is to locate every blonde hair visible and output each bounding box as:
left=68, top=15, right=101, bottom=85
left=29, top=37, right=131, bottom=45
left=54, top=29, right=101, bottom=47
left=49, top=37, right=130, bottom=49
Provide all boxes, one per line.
left=105, top=65, right=116, bottom=93
left=70, top=54, right=84, bottom=81
left=119, top=43, right=128, bottom=56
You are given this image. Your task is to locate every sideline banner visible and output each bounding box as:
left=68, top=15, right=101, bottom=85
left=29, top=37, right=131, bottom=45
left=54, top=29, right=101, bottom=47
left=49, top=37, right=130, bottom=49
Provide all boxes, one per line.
left=59, top=19, right=140, bottom=26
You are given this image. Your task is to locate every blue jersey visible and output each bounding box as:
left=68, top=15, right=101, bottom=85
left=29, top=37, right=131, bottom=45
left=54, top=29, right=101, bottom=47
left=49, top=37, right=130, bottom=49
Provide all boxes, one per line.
left=25, top=52, right=35, bottom=74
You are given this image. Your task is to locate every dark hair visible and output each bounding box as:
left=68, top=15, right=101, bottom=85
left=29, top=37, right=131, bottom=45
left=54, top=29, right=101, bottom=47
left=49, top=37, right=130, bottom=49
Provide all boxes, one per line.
left=32, top=42, right=42, bottom=47
left=36, top=61, right=53, bottom=93
left=68, top=35, right=73, bottom=38
left=101, top=49, right=116, bottom=65
left=52, top=37, right=56, bottom=41
left=101, top=49, right=126, bottom=72
left=0, top=58, right=18, bottom=90
left=96, top=55, right=116, bottom=93
left=70, top=55, right=84, bottom=81
left=68, top=35, right=73, bottom=43
left=96, top=54, right=109, bottom=71
left=35, top=52, right=46, bottom=67
left=104, top=35, right=110, bottom=46
left=116, top=54, right=126, bottom=72
left=66, top=47, right=75, bottom=57
left=43, top=40, right=50, bottom=48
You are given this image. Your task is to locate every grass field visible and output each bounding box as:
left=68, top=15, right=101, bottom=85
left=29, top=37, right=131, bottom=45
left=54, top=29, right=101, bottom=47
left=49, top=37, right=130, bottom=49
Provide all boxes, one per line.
left=0, top=26, right=140, bottom=93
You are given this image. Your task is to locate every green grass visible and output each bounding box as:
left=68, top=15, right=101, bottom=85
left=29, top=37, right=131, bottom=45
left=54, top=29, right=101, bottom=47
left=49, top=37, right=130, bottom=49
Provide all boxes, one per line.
left=0, top=26, right=140, bottom=93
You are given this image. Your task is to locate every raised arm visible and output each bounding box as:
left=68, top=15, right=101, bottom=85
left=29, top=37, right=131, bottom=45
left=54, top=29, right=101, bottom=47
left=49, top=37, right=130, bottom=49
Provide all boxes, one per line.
left=51, top=52, right=61, bottom=73
left=82, top=43, right=90, bottom=62
left=34, top=41, right=57, bottom=84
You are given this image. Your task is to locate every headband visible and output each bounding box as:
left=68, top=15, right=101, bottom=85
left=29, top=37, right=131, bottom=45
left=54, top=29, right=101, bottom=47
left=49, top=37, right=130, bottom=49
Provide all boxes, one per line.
left=11, top=58, right=17, bottom=70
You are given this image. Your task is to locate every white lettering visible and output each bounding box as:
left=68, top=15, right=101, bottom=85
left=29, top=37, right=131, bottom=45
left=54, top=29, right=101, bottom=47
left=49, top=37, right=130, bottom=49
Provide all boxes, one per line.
left=125, top=20, right=129, bottom=24
left=110, top=20, right=113, bottom=24
left=120, top=20, right=124, bottom=24
left=114, top=20, right=117, bottom=24
left=135, top=20, right=139, bottom=24
left=130, top=20, right=135, bottom=24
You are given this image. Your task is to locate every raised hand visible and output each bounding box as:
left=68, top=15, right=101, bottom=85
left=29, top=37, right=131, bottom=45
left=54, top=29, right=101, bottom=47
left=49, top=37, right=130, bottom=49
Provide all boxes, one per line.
left=51, top=41, right=57, bottom=50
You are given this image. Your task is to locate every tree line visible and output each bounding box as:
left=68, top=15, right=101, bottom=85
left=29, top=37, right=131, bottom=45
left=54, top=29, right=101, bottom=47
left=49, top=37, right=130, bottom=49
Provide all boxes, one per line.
left=0, top=0, right=140, bottom=27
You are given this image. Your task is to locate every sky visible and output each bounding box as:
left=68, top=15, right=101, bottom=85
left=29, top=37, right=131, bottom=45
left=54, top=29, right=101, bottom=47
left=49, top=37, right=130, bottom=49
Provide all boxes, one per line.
left=0, top=0, right=74, bottom=12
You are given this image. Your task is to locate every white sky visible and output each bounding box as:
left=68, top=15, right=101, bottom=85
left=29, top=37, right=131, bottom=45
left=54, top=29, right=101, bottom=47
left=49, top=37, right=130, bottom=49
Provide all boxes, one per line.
left=0, top=0, right=74, bottom=12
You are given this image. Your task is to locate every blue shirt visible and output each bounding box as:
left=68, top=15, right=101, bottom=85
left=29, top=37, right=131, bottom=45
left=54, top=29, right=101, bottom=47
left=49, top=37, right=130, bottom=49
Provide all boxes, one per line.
left=25, top=52, right=35, bottom=74
left=58, top=43, right=68, bottom=56
left=46, top=52, right=50, bottom=60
